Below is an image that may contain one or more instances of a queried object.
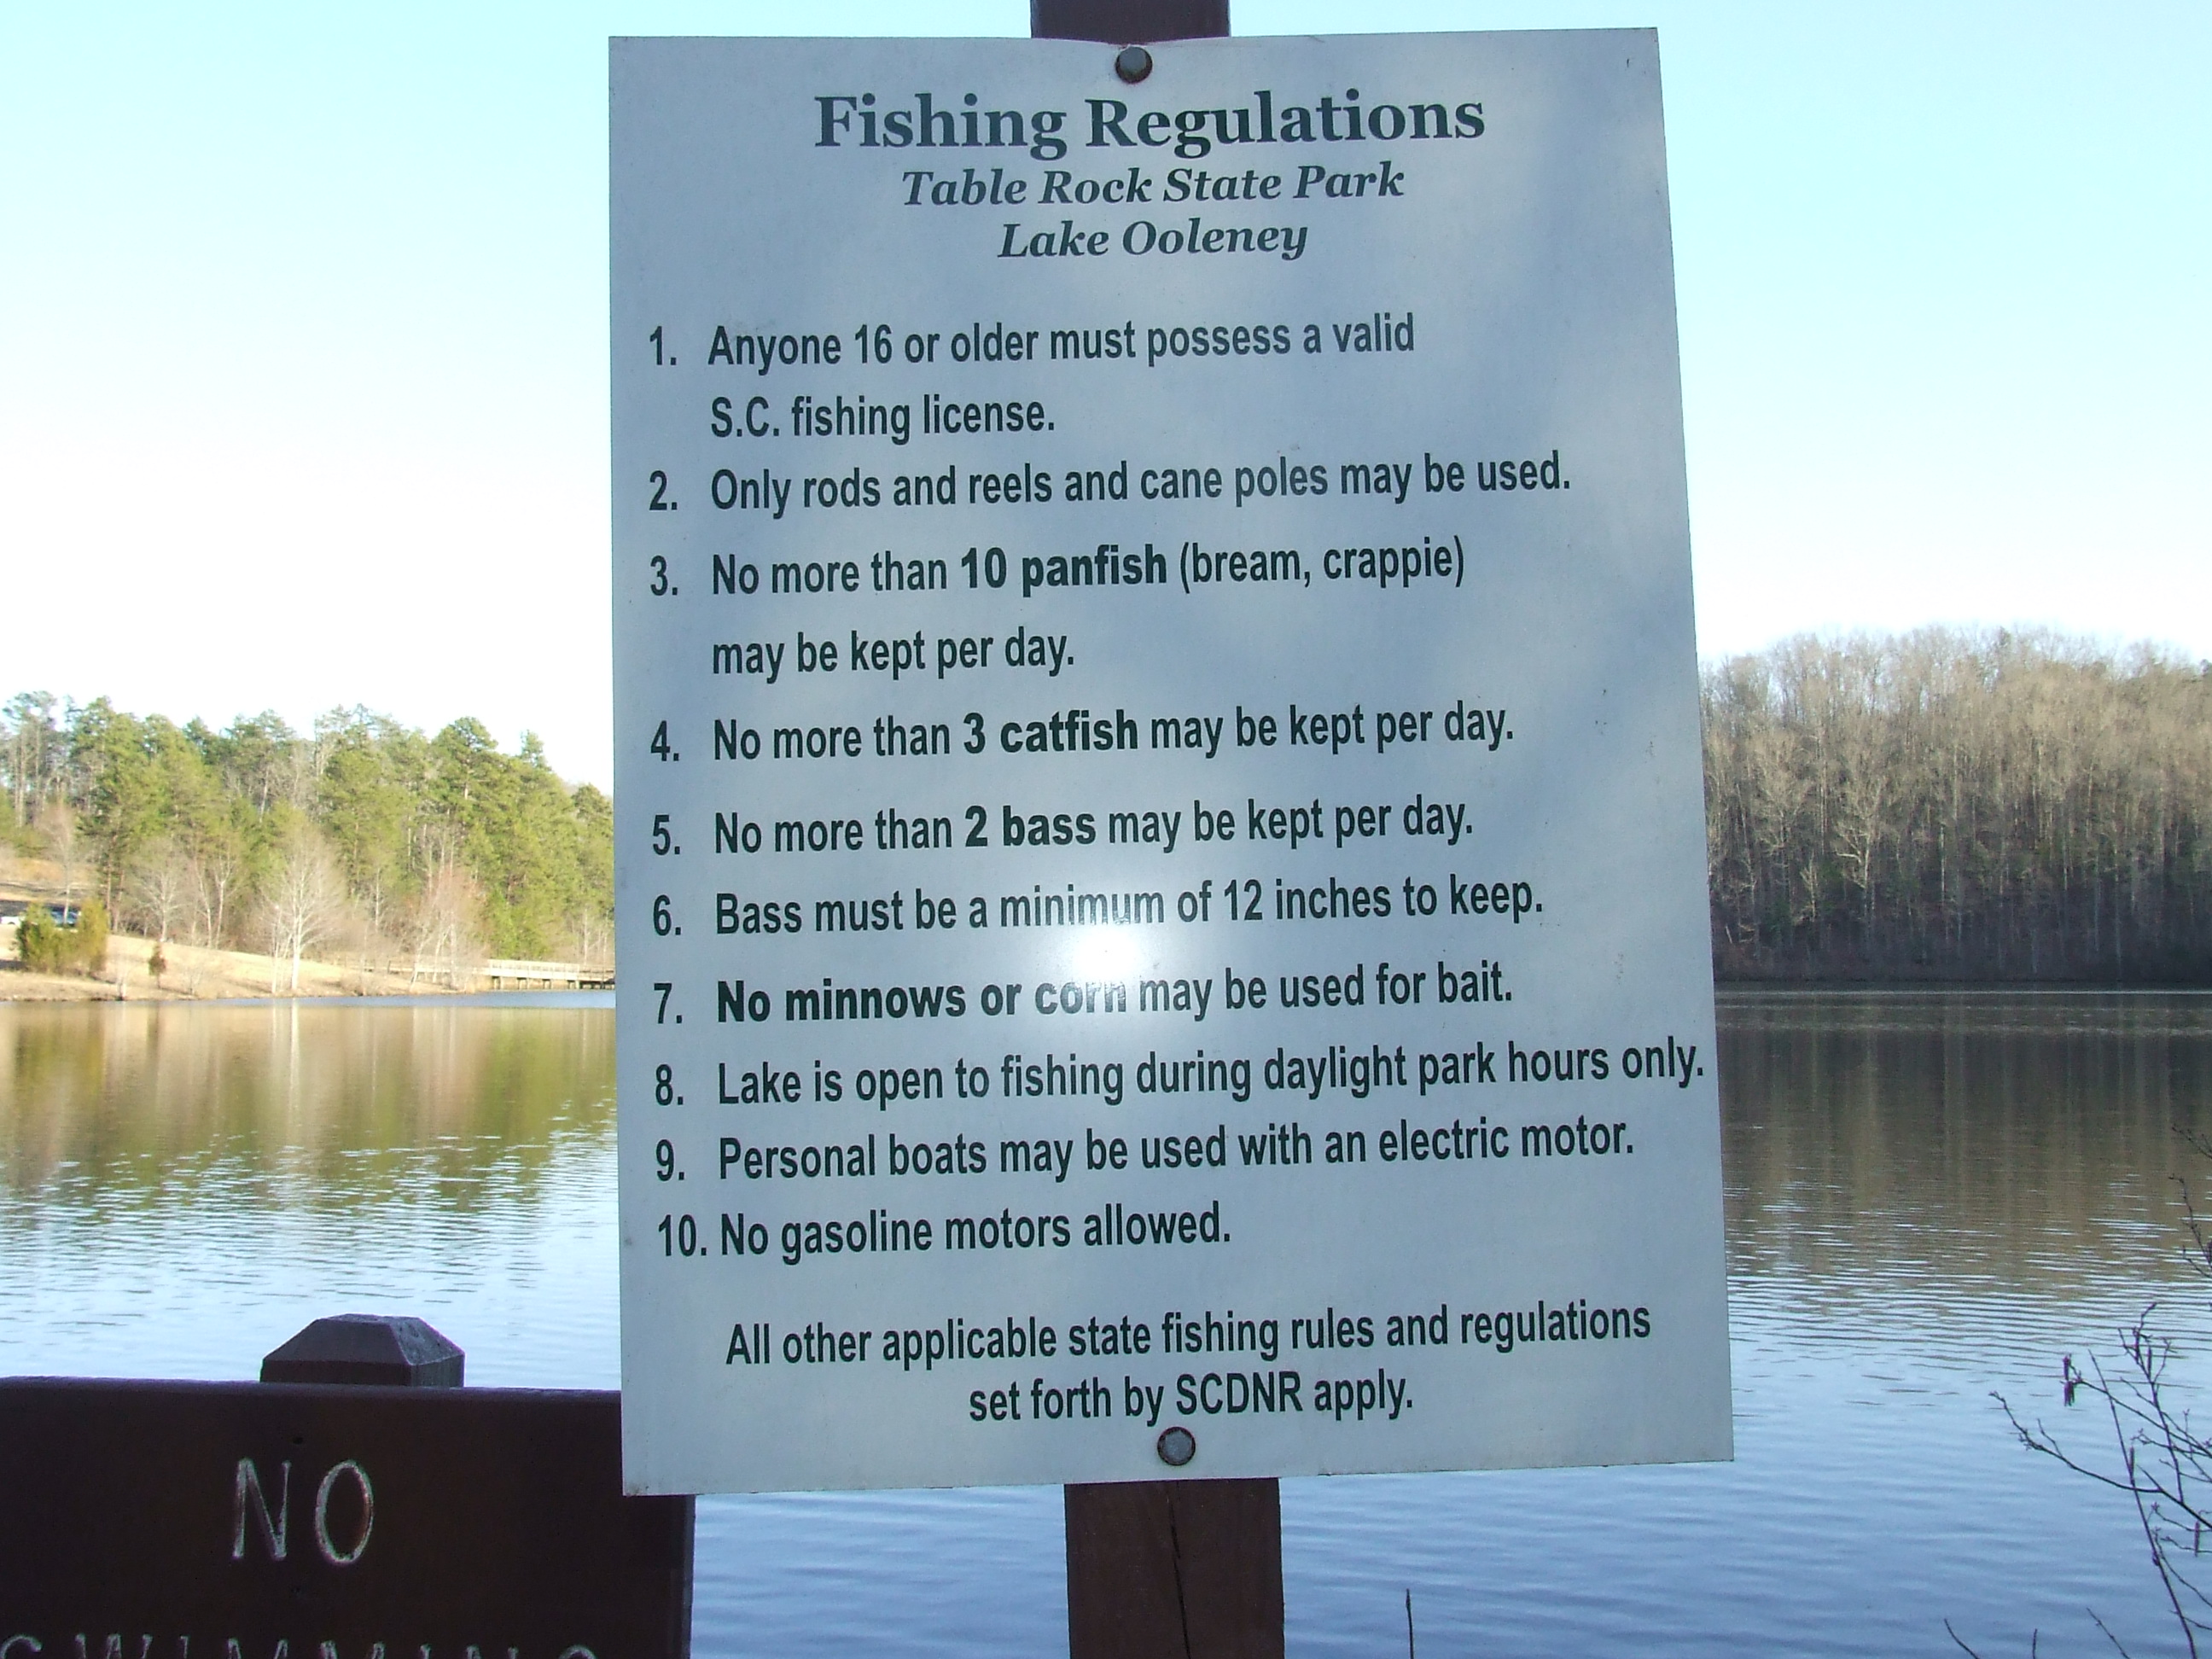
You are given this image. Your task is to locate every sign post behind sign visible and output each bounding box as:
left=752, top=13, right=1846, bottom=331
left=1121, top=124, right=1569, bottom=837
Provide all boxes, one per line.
left=1027, top=5, right=1281, bottom=1654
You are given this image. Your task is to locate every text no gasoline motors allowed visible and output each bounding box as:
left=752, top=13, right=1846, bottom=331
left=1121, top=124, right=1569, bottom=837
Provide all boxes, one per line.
left=702, top=1202, right=1228, bottom=1266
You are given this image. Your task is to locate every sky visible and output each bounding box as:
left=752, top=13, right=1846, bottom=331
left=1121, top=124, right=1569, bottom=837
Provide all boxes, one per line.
left=3, top=1, right=2205, bottom=787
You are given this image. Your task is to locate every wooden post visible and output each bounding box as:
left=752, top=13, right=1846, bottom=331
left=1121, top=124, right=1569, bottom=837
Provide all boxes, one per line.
left=1028, top=9, right=1281, bottom=1652
left=1031, top=0, right=1228, bottom=40
left=1065, top=1476, right=1283, bottom=1658
left=261, top=1312, right=466, bottom=1387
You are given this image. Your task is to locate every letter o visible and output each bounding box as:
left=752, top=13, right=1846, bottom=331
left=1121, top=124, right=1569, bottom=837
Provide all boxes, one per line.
left=738, top=562, right=760, bottom=593
left=741, top=821, right=762, bottom=853
left=740, top=727, right=761, bottom=759
left=1178, top=890, right=1200, bottom=922
left=712, top=469, right=738, bottom=509
left=312, top=1460, right=374, bottom=1566
left=4, top=1638, right=47, bottom=1658
left=981, top=983, right=1005, bottom=1016
left=904, top=332, right=929, bottom=362
left=1122, top=219, right=1157, bottom=254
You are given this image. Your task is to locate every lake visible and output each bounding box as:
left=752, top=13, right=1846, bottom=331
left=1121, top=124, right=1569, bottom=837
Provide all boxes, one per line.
left=4, top=989, right=2209, bottom=1655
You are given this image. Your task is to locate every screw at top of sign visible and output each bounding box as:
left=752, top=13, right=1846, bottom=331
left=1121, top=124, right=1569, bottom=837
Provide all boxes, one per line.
left=1115, top=45, right=1151, bottom=84
left=1155, top=1424, right=1196, bottom=1466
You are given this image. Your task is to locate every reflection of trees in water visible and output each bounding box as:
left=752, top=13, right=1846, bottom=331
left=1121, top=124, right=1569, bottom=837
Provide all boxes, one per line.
left=13, top=990, right=2209, bottom=1280
left=1720, top=990, right=2212, bottom=1297
left=0, top=1003, right=613, bottom=1207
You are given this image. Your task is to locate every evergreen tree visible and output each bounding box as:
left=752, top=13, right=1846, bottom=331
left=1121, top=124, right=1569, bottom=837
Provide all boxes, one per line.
left=1, top=696, right=613, bottom=969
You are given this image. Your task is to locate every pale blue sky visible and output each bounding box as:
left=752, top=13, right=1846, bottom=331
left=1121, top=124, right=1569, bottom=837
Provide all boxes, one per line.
left=3, top=2, right=2204, bottom=784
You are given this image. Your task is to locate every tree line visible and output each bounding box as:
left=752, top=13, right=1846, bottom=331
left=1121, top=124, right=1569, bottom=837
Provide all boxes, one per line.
left=1705, top=630, right=2212, bottom=981
left=9, top=628, right=2209, bottom=991
left=3, top=695, right=611, bottom=988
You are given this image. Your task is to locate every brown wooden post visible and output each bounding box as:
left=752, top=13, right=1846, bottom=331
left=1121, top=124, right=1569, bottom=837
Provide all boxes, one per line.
left=261, top=1312, right=465, bottom=1386
left=1031, top=0, right=1229, bottom=40
left=1064, top=1475, right=1283, bottom=1658
left=1030, top=8, right=1282, bottom=1653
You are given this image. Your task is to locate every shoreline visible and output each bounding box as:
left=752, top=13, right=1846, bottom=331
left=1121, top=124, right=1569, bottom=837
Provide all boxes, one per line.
left=0, top=922, right=601, bottom=1004
left=9, top=962, right=2207, bottom=1005
left=0, top=987, right=615, bottom=1009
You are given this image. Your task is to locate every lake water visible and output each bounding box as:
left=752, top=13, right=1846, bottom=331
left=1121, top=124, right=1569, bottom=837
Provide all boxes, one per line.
left=5, top=990, right=2210, bottom=1655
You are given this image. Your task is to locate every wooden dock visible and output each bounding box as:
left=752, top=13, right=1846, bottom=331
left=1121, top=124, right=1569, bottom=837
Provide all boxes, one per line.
left=483, top=958, right=614, bottom=989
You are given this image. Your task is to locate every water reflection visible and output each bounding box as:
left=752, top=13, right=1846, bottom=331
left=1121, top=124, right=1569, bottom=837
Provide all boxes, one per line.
left=1, top=997, right=613, bottom=1202
left=1724, top=990, right=2212, bottom=1307
left=0, top=996, right=618, bottom=1388
left=3, top=991, right=2211, bottom=1656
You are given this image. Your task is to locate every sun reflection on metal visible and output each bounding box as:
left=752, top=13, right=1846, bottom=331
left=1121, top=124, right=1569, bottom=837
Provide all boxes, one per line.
left=1068, top=926, right=1144, bottom=984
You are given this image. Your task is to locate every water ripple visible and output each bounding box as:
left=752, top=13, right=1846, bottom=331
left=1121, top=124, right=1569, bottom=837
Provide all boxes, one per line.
left=5, top=992, right=2212, bottom=1654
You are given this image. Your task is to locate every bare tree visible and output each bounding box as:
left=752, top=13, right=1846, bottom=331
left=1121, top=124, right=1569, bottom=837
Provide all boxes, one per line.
left=260, top=838, right=345, bottom=994
left=128, top=839, right=189, bottom=987
left=407, top=857, right=480, bottom=990
left=40, top=800, right=79, bottom=904
left=3, top=692, right=59, bottom=824
left=1706, top=630, right=2212, bottom=981
left=128, top=838, right=189, bottom=946
left=570, top=905, right=612, bottom=972
left=180, top=845, right=242, bottom=995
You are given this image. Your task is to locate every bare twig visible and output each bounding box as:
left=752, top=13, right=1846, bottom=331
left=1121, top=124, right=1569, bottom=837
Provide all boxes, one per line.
left=1974, top=1126, right=2212, bottom=1657
left=2089, top=1605, right=2137, bottom=1657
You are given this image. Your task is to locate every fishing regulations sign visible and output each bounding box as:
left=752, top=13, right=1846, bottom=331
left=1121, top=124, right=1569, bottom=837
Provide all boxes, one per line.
left=610, top=29, right=1731, bottom=1494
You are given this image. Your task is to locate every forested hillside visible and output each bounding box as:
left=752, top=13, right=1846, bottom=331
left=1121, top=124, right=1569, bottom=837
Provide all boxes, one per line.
left=1705, top=631, right=2212, bottom=981
left=2, top=696, right=610, bottom=974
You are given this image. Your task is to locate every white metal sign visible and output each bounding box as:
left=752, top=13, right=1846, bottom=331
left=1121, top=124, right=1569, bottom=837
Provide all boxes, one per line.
left=611, top=29, right=1730, bottom=1494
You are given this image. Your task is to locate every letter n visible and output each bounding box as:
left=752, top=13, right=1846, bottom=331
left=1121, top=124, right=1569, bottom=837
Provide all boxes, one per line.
left=233, top=1457, right=289, bottom=1560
